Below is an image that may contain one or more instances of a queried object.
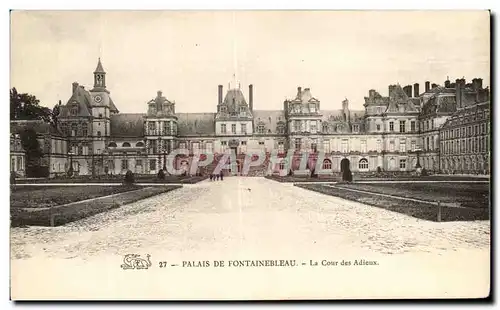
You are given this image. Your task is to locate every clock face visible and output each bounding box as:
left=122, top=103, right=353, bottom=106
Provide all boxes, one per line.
left=94, top=95, right=103, bottom=103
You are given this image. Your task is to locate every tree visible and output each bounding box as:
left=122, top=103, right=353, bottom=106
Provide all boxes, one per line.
left=10, top=88, right=53, bottom=123
left=19, top=128, right=45, bottom=177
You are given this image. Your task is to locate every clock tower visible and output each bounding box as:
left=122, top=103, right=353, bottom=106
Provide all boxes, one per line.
left=89, top=58, right=112, bottom=156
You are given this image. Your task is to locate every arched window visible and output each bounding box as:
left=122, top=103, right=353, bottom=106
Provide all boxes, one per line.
left=359, top=158, right=369, bottom=170
left=122, top=142, right=131, bottom=147
left=322, top=159, right=332, bottom=170
left=136, top=142, right=144, bottom=147
left=108, top=142, right=117, bottom=147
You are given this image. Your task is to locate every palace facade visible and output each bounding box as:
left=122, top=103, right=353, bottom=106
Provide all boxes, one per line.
left=10, top=59, right=491, bottom=177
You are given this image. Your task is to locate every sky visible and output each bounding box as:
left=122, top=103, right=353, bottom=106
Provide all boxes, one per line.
left=10, top=10, right=490, bottom=113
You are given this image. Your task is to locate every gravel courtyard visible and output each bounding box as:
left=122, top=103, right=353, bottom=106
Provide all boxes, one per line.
left=11, top=177, right=490, bottom=300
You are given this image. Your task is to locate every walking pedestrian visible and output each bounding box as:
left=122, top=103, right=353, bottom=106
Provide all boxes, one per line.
left=216, top=174, right=219, bottom=181
left=220, top=171, right=224, bottom=181
left=209, top=174, right=213, bottom=181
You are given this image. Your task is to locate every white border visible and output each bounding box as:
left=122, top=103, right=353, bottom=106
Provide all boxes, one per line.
left=2, top=1, right=497, bottom=309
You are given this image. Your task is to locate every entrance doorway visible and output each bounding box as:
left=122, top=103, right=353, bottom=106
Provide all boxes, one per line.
left=340, top=158, right=352, bottom=182
left=340, top=158, right=350, bottom=172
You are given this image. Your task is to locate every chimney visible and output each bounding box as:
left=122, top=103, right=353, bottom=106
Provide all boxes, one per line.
left=455, top=79, right=463, bottom=109
left=403, top=85, right=412, bottom=98
left=431, top=83, right=438, bottom=89
left=297, top=86, right=302, bottom=97
left=444, top=78, right=451, bottom=88
left=218, top=85, right=223, bottom=105
left=425, top=81, right=430, bottom=92
left=249, top=84, right=253, bottom=111
left=413, top=83, right=420, bottom=97
left=157, top=90, right=162, bottom=97
left=72, top=82, right=79, bottom=94
left=388, top=85, right=396, bottom=97
left=472, top=78, right=483, bottom=91
left=369, top=89, right=376, bottom=98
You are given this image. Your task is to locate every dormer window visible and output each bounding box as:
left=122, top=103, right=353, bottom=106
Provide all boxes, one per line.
left=70, top=104, right=78, bottom=116
left=353, top=124, right=360, bottom=132
left=257, top=124, right=265, bottom=134
left=322, top=123, right=329, bottom=133
left=310, top=104, right=316, bottom=113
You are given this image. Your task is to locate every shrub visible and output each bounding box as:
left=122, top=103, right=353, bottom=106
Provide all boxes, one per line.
left=26, top=166, right=50, bottom=178
left=157, top=169, right=166, bottom=180
left=342, top=168, right=353, bottom=182
left=421, top=168, right=428, bottom=176
left=124, top=170, right=135, bottom=184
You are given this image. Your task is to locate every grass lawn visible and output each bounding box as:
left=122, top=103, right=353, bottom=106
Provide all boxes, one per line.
left=296, top=183, right=490, bottom=222
left=10, top=185, right=145, bottom=209
left=265, top=174, right=489, bottom=183
left=334, top=182, right=490, bottom=209
left=10, top=185, right=181, bottom=227
left=15, top=175, right=208, bottom=184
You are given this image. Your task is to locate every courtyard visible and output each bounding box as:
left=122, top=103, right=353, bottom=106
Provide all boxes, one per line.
left=10, top=177, right=490, bottom=300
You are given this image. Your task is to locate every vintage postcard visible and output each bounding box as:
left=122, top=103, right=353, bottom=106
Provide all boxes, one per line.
left=9, top=10, right=490, bottom=300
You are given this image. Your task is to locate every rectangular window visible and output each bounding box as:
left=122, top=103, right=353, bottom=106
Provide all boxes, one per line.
left=206, top=142, right=213, bottom=153
left=389, top=140, right=395, bottom=152
left=294, top=120, right=301, bottom=132
left=353, top=124, right=359, bottom=132
left=310, top=104, right=316, bottom=113
left=399, top=159, right=406, bottom=169
left=136, top=160, right=142, bottom=167
left=323, top=140, right=330, bottom=153
left=341, top=140, right=348, bottom=153
left=410, top=121, right=416, bottom=132
left=310, top=121, right=317, bottom=133
left=149, top=159, right=156, bottom=170
left=121, top=159, right=128, bottom=170
left=389, top=121, right=394, bottom=132
left=376, top=124, right=381, bottom=131
left=231, top=124, right=236, bottom=134
left=221, top=124, right=226, bottom=133
left=241, top=123, right=247, bottom=134
left=400, top=141, right=406, bottom=153
left=278, top=141, right=285, bottom=153
left=399, top=121, right=406, bottom=133
left=311, top=138, right=318, bottom=152
left=192, top=142, right=200, bottom=154
left=376, top=140, right=382, bottom=152
left=361, top=140, right=367, bottom=153
left=295, top=138, right=302, bottom=150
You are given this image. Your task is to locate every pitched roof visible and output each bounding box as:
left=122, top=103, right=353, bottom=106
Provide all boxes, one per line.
left=10, top=120, right=63, bottom=136
left=321, top=110, right=365, bottom=122
left=177, top=113, right=216, bottom=136
left=94, top=58, right=105, bottom=73
left=110, top=113, right=145, bottom=137
left=252, top=110, right=286, bottom=134
left=223, top=89, right=248, bottom=108
left=59, top=85, right=92, bottom=117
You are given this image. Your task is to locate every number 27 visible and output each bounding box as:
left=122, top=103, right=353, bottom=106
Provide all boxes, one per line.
left=159, top=261, right=168, bottom=268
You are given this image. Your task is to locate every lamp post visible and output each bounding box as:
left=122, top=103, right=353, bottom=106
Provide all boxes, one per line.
left=163, top=142, right=167, bottom=171
left=68, top=151, right=74, bottom=177
left=158, top=137, right=162, bottom=172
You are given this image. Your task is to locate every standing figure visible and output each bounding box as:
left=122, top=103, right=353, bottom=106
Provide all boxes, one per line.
left=216, top=174, right=219, bottom=181
left=209, top=174, right=213, bottom=181
left=220, top=171, right=224, bottom=181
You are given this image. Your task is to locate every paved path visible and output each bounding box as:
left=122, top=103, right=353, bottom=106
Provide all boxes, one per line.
left=11, top=177, right=490, bottom=300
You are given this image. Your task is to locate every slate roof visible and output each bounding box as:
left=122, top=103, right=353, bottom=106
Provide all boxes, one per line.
left=10, top=120, right=63, bottom=137
left=94, top=58, right=105, bottom=73
left=321, top=110, right=365, bottom=122
left=110, top=113, right=145, bottom=137
left=177, top=113, right=216, bottom=136
left=252, top=110, right=286, bottom=134
left=59, top=85, right=92, bottom=118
